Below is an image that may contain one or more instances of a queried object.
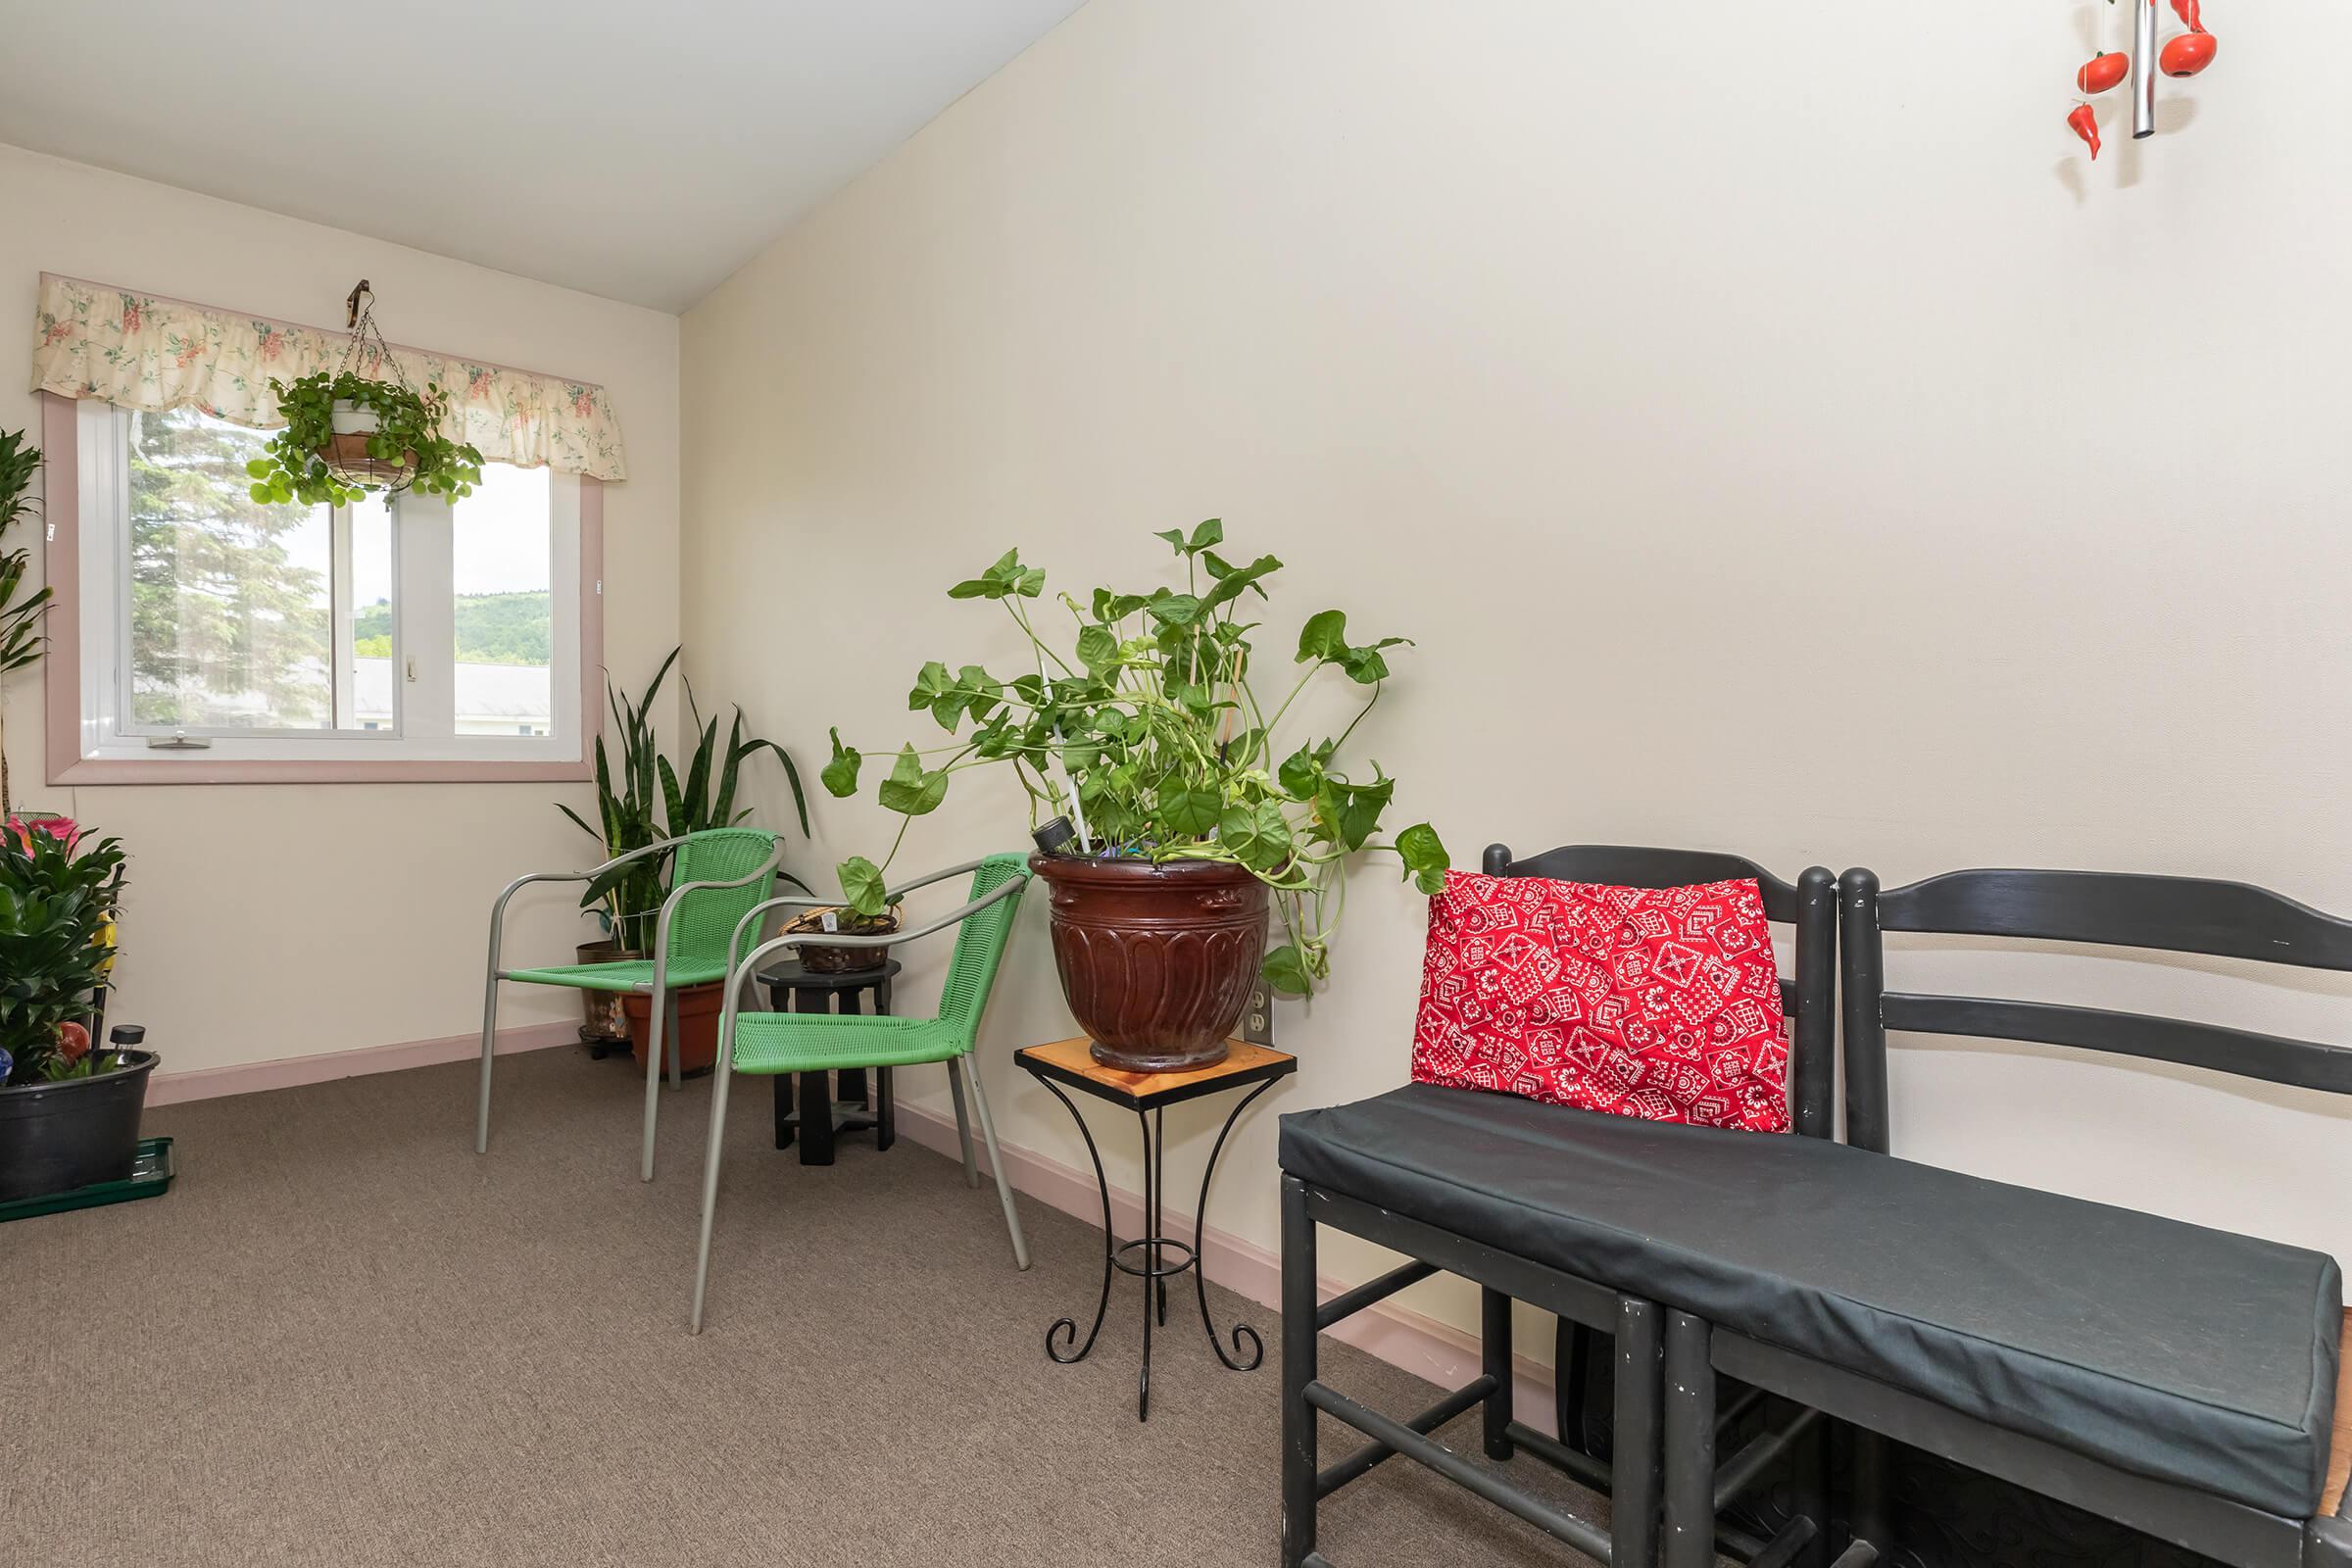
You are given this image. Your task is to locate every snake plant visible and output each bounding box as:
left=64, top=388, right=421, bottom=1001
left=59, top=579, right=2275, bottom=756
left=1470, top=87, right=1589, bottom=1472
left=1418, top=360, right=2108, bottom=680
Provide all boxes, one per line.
left=559, top=647, right=810, bottom=949
left=0, top=429, right=55, bottom=814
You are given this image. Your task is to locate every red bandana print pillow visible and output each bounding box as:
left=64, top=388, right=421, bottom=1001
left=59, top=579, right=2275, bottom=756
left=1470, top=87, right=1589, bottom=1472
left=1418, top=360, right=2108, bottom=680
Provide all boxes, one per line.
left=1411, top=870, right=1790, bottom=1134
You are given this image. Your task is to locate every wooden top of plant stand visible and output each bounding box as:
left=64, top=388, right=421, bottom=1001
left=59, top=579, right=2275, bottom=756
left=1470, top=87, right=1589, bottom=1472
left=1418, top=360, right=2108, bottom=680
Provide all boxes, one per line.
left=1015, top=1038, right=1297, bottom=1111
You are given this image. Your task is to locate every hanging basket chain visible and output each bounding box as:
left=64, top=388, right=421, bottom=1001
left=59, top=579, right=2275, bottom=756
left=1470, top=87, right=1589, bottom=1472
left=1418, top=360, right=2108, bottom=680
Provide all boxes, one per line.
left=333, top=279, right=422, bottom=402
left=324, top=278, right=420, bottom=493
left=249, top=281, right=484, bottom=508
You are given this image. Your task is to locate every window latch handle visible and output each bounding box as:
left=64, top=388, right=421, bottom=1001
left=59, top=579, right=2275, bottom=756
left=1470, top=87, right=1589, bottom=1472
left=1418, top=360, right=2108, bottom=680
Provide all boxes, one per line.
left=147, top=731, right=213, bottom=751
left=406, top=656, right=417, bottom=683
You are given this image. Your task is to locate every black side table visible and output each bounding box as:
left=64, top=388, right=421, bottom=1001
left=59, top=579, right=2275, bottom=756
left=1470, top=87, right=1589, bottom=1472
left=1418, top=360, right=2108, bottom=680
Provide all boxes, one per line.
left=756, top=957, right=904, bottom=1167
left=1015, top=1037, right=1298, bottom=1421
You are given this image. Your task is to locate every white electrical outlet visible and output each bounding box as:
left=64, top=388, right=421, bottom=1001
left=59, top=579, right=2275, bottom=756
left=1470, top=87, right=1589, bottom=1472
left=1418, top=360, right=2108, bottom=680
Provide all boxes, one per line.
left=1240, top=977, right=1275, bottom=1047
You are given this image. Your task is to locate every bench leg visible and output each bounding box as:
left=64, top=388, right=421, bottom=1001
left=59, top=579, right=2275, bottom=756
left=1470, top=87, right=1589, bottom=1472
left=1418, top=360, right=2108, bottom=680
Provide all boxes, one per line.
left=2307, top=1515, right=2352, bottom=1568
left=1850, top=1429, right=1893, bottom=1562
left=1614, top=1298, right=1663, bottom=1568
left=1557, top=1318, right=1593, bottom=1454
left=1794, top=1408, right=1832, bottom=1568
left=1664, top=1310, right=1716, bottom=1568
left=1481, top=1287, right=1515, bottom=1461
left=1281, top=1175, right=1318, bottom=1568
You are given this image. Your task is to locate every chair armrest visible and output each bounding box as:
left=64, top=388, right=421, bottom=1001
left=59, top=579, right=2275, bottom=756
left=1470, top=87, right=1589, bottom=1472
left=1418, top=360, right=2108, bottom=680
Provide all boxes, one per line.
left=883, top=858, right=999, bottom=900
left=486, top=869, right=594, bottom=961
left=725, top=874, right=1027, bottom=996
left=493, top=867, right=593, bottom=901
left=486, top=860, right=650, bottom=976
left=490, top=834, right=699, bottom=916
left=584, top=833, right=697, bottom=881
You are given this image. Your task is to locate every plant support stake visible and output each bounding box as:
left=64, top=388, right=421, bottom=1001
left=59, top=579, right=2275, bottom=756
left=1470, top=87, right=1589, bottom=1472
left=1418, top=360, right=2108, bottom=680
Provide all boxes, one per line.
left=1050, top=722, right=1096, bottom=854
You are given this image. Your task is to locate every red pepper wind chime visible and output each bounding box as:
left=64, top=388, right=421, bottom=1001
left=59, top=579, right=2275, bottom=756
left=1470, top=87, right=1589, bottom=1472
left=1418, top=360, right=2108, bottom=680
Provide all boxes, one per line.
left=2071, top=0, right=2217, bottom=160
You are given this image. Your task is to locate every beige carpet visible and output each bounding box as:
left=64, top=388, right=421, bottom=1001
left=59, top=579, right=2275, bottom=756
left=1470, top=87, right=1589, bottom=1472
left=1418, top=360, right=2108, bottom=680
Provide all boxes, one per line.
left=4, top=1047, right=1606, bottom=1567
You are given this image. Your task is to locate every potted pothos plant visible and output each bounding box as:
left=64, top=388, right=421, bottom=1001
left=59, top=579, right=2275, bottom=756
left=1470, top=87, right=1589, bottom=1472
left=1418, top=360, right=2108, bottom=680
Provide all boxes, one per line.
left=0, top=817, right=154, bottom=1203
left=823, top=521, right=1447, bottom=1072
left=559, top=648, right=811, bottom=1069
left=246, top=370, right=484, bottom=507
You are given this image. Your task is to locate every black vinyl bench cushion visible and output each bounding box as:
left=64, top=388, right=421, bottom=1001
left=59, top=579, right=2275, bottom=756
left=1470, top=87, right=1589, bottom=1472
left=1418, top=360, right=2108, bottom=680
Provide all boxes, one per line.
left=1279, top=1082, right=2342, bottom=1518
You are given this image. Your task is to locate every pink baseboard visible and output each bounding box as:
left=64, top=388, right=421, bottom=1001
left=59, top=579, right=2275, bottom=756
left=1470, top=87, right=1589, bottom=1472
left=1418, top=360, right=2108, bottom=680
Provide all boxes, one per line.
left=895, top=1101, right=1559, bottom=1424
left=145, top=1021, right=576, bottom=1107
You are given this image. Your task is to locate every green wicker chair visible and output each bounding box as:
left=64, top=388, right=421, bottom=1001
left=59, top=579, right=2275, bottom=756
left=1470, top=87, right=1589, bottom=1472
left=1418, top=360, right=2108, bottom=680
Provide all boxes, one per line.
left=689, top=853, right=1033, bottom=1333
left=477, top=827, right=786, bottom=1182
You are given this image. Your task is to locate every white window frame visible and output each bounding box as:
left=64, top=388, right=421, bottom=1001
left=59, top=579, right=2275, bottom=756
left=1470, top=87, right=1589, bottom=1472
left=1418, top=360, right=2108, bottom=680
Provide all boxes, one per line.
left=43, top=392, right=602, bottom=785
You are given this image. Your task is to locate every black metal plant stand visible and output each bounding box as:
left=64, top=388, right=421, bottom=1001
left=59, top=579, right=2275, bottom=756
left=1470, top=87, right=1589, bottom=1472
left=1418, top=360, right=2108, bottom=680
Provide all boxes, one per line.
left=1014, top=1039, right=1298, bottom=1421
left=756, top=957, right=904, bottom=1165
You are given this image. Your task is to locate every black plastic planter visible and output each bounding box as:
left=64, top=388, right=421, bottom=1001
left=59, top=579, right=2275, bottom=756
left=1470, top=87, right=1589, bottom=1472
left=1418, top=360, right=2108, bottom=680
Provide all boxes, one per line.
left=0, top=1050, right=159, bottom=1203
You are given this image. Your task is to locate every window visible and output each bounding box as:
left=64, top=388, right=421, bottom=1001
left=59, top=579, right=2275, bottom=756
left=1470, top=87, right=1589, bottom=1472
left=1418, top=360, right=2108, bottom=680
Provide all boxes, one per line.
left=449, top=464, right=556, bottom=739
left=61, top=399, right=596, bottom=779
left=121, top=407, right=390, bottom=733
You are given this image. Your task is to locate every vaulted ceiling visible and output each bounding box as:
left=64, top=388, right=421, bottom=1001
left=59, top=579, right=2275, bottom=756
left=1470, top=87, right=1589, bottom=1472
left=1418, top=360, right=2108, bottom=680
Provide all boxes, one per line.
left=0, top=0, right=1084, bottom=311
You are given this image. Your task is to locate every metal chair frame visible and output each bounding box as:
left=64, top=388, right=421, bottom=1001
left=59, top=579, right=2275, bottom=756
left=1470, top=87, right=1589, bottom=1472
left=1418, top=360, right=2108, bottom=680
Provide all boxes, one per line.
left=476, top=831, right=783, bottom=1180
left=688, top=858, right=1033, bottom=1334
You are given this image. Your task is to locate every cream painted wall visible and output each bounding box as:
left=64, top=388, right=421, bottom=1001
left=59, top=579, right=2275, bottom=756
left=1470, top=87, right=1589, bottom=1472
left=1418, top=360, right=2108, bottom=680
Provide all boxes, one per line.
left=680, top=0, right=2352, bottom=1345
left=0, top=143, right=685, bottom=1075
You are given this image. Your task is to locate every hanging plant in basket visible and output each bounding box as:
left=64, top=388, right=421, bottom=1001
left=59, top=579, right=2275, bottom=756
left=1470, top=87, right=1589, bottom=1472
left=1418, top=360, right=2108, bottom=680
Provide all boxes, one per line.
left=245, top=281, right=483, bottom=508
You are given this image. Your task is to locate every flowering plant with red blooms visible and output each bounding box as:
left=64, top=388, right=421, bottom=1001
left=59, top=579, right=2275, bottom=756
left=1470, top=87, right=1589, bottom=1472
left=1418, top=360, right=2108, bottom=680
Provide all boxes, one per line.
left=8, top=813, right=80, bottom=853
left=0, top=818, right=127, bottom=1086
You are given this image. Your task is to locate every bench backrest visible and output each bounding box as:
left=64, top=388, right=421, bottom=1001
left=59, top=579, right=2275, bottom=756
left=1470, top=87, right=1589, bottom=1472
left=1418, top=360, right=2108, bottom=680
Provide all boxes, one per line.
left=1481, top=843, right=1838, bottom=1139
left=1839, top=866, right=2352, bottom=1154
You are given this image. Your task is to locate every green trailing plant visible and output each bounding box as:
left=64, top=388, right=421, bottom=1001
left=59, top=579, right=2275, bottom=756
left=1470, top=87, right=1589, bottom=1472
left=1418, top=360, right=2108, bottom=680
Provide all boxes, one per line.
left=0, top=818, right=127, bottom=1086
left=0, top=428, right=55, bottom=814
left=246, top=371, right=484, bottom=507
left=559, top=647, right=813, bottom=950
left=821, top=521, right=1448, bottom=995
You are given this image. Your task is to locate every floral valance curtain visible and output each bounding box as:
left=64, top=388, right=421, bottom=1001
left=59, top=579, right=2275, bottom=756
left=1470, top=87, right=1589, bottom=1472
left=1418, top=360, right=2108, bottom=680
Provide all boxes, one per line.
left=29, top=272, right=627, bottom=482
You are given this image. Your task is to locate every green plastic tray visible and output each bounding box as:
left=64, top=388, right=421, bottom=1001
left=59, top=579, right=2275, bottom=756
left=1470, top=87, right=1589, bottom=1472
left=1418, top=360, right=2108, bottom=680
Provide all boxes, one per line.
left=0, top=1136, right=174, bottom=1223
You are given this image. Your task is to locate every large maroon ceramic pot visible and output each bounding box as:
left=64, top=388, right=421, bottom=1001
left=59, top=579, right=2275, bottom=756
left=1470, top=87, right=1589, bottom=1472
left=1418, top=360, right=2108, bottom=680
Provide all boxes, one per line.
left=1028, top=853, right=1269, bottom=1073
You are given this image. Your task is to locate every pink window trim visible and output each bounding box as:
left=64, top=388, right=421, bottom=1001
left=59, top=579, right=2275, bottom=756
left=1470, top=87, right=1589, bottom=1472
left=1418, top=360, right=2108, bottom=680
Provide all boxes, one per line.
left=38, top=390, right=604, bottom=786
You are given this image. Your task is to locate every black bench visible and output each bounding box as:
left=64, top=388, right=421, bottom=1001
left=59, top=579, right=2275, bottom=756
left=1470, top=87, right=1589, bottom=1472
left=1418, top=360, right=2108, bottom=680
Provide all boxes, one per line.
left=1649, top=867, right=2351, bottom=1568
left=1277, top=843, right=1838, bottom=1568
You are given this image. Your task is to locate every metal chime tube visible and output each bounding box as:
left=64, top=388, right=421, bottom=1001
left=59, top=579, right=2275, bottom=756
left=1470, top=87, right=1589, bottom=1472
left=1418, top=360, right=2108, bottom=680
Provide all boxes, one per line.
left=2133, top=0, right=2159, bottom=137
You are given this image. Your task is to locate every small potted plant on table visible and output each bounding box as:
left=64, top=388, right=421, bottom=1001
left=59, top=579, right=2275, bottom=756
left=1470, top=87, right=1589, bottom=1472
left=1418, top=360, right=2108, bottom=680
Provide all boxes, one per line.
left=0, top=818, right=154, bottom=1203
left=822, top=521, right=1446, bottom=1071
left=776, top=902, right=902, bottom=973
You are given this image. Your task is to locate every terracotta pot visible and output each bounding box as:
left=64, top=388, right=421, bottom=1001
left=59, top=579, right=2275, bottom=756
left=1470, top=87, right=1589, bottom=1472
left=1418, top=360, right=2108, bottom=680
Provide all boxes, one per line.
left=624, top=981, right=724, bottom=1076
left=1029, top=853, right=1268, bottom=1073
left=577, top=940, right=643, bottom=1042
